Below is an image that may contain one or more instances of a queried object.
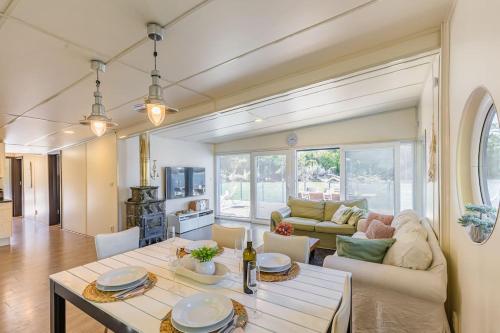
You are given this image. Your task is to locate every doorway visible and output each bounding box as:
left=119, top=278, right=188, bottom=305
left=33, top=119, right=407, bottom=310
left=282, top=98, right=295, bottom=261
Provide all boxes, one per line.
left=48, top=154, right=61, bottom=226
left=10, top=157, right=23, bottom=217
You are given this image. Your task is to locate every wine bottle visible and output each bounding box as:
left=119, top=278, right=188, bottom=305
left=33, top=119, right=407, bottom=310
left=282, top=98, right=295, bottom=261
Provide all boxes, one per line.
left=243, top=229, right=256, bottom=294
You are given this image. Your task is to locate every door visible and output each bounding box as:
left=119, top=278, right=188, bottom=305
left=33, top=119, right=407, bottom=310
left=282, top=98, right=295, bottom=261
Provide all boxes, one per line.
left=48, top=154, right=61, bottom=226
left=10, top=157, right=23, bottom=217
left=253, top=152, right=290, bottom=222
left=216, top=154, right=251, bottom=219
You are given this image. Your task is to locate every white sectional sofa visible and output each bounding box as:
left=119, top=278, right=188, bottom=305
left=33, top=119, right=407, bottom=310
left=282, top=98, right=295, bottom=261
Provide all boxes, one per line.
left=323, top=215, right=450, bottom=333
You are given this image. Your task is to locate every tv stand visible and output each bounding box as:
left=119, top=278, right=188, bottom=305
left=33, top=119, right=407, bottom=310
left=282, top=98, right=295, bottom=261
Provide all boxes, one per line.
left=167, top=209, right=214, bottom=234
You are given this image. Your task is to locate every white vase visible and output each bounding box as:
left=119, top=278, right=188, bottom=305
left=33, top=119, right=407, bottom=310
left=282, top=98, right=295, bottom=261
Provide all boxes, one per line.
left=195, top=260, right=216, bottom=275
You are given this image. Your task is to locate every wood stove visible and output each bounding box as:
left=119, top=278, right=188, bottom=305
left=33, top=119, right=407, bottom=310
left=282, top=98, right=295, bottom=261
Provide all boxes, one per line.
left=125, top=186, right=166, bottom=247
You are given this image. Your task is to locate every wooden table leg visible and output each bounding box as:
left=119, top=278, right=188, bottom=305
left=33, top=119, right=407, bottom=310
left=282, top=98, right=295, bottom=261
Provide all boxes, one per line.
left=50, top=279, right=66, bottom=333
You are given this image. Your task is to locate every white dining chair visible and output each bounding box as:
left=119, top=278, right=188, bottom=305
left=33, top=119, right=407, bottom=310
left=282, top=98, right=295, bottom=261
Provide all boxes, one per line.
left=331, top=274, right=352, bottom=333
left=211, top=224, right=246, bottom=249
left=95, top=227, right=140, bottom=260
left=262, top=231, right=310, bottom=263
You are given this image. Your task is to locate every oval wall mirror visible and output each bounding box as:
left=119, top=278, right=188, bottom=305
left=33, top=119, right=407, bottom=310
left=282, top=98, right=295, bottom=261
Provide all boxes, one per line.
left=457, top=88, right=499, bottom=244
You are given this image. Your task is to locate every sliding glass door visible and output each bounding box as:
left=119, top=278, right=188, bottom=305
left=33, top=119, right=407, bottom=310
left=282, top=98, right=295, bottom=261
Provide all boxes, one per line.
left=217, top=154, right=251, bottom=219
left=254, top=153, right=288, bottom=220
left=344, top=146, right=396, bottom=214
left=217, top=152, right=289, bottom=223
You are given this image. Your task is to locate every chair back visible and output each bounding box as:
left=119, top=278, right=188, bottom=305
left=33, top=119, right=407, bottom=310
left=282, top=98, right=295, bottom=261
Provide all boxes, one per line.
left=95, top=227, right=140, bottom=260
left=308, top=192, right=324, bottom=201
left=263, top=231, right=310, bottom=263
left=331, top=274, right=351, bottom=333
left=212, top=224, right=246, bottom=249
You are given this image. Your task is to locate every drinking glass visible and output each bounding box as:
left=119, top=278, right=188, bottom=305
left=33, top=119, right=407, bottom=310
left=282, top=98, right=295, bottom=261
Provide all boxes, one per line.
left=246, top=261, right=260, bottom=317
left=170, top=247, right=183, bottom=293
left=166, top=225, right=176, bottom=244
left=233, top=237, right=244, bottom=278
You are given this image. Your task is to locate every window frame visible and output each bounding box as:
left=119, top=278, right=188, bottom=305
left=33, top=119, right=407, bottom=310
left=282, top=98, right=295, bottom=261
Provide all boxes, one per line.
left=478, top=103, right=499, bottom=207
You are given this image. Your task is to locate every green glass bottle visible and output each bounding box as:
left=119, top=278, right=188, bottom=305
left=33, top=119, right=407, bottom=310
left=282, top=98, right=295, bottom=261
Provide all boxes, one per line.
left=242, top=230, right=256, bottom=294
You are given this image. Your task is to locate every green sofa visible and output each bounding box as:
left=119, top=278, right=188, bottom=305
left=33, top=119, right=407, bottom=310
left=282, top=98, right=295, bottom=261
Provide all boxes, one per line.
left=270, top=197, right=368, bottom=249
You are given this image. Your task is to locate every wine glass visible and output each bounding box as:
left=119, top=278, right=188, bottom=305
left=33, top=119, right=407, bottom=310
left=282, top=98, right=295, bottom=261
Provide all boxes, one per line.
left=233, top=237, right=244, bottom=278
left=246, top=261, right=260, bottom=317
left=170, top=247, right=183, bottom=293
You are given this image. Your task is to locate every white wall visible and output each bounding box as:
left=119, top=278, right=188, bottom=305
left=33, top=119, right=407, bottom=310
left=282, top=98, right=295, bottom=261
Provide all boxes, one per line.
left=117, top=135, right=214, bottom=230
left=445, top=0, right=500, bottom=332
left=215, top=108, right=418, bottom=153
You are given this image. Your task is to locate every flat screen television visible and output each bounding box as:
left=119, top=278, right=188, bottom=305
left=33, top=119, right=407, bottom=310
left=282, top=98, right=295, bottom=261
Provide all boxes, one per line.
left=166, top=167, right=186, bottom=199
left=166, top=167, right=206, bottom=199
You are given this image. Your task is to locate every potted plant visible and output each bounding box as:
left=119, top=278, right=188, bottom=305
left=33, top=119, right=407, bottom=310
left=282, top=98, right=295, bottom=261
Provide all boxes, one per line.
left=190, top=246, right=218, bottom=275
left=458, top=204, right=496, bottom=243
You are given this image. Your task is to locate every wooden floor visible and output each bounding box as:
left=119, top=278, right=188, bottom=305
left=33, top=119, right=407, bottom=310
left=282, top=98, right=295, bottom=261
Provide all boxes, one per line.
left=0, top=217, right=106, bottom=332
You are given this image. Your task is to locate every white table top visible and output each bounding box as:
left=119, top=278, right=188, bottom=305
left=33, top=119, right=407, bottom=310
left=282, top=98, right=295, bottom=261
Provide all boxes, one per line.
left=50, top=238, right=349, bottom=333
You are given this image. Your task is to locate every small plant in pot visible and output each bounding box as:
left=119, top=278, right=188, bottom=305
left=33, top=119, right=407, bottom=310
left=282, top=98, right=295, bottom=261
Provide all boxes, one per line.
left=190, top=246, right=218, bottom=275
left=458, top=203, right=496, bottom=243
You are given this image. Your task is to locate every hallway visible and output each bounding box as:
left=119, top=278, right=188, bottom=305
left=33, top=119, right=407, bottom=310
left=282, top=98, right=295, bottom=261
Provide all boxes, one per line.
left=0, top=218, right=104, bottom=332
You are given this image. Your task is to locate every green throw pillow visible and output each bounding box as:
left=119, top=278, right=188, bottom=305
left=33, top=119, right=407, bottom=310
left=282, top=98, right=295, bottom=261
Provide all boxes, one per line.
left=336, top=235, right=396, bottom=263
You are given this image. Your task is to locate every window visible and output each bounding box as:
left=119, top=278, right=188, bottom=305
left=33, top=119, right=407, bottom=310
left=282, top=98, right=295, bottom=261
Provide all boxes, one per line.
left=296, top=149, right=340, bottom=201
left=217, top=154, right=251, bottom=218
left=479, top=105, right=500, bottom=209
left=400, top=142, right=415, bottom=211
left=345, top=147, right=395, bottom=214
left=255, top=154, right=287, bottom=219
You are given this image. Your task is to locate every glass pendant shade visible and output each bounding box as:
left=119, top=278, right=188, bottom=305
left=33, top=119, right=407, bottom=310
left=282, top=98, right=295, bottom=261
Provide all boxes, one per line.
left=90, top=119, right=107, bottom=137
left=146, top=102, right=166, bottom=126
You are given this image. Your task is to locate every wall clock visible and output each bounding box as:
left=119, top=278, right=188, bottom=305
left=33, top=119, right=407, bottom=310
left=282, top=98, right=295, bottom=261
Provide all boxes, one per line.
left=287, top=133, right=298, bottom=147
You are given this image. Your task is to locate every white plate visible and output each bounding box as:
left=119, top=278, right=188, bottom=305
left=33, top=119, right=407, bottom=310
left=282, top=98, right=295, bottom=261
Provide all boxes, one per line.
left=257, top=253, right=291, bottom=270
left=185, top=240, right=218, bottom=253
left=171, top=309, right=234, bottom=333
left=172, top=292, right=233, bottom=328
left=260, top=263, right=292, bottom=273
left=96, top=266, right=147, bottom=288
left=96, top=276, right=148, bottom=292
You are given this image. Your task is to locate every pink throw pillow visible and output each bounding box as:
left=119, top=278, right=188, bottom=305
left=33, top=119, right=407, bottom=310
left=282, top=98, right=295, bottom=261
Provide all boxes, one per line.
left=366, top=220, right=395, bottom=239
left=366, top=212, right=394, bottom=226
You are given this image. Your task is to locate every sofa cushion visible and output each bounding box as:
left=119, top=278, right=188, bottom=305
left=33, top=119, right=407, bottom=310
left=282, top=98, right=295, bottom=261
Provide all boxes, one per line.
left=324, top=198, right=368, bottom=221
left=315, top=222, right=356, bottom=234
left=391, top=209, right=420, bottom=230
left=331, top=205, right=353, bottom=224
left=347, top=207, right=367, bottom=226
left=337, top=235, right=395, bottom=263
left=366, top=220, right=395, bottom=239
left=282, top=216, right=318, bottom=232
left=288, top=197, right=325, bottom=221
left=383, top=220, right=433, bottom=270
left=366, top=211, right=394, bottom=225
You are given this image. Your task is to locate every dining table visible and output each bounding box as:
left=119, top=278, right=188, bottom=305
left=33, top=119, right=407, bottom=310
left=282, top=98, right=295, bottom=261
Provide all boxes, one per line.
left=49, top=237, right=351, bottom=333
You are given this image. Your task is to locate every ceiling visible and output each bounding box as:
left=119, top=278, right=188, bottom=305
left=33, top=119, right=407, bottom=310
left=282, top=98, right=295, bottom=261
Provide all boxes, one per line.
left=0, top=0, right=451, bottom=153
left=154, top=53, right=437, bottom=143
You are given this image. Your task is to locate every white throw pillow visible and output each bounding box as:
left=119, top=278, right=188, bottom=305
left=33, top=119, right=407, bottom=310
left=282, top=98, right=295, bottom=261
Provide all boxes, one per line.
left=394, top=220, right=428, bottom=240
left=383, top=221, right=433, bottom=270
left=391, top=209, right=420, bottom=230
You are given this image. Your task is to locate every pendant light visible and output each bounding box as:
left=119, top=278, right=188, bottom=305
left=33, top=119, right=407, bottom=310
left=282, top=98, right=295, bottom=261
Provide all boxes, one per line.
left=144, top=23, right=178, bottom=126
left=80, top=60, right=117, bottom=137
left=145, top=23, right=166, bottom=126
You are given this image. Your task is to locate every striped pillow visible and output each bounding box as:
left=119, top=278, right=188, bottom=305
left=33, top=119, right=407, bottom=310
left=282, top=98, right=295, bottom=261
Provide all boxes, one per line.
left=331, top=205, right=354, bottom=224
left=347, top=207, right=368, bottom=226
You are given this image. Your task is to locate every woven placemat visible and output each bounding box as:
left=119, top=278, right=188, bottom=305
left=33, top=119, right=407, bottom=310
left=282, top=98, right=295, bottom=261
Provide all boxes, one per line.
left=178, top=246, right=224, bottom=258
left=82, top=272, right=157, bottom=303
left=259, top=262, right=300, bottom=282
left=160, top=299, right=247, bottom=333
